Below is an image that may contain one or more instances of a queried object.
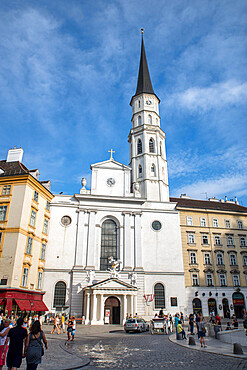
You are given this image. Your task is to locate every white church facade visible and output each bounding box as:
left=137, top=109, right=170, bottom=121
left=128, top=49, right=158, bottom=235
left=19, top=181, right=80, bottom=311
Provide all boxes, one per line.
left=43, top=37, right=186, bottom=324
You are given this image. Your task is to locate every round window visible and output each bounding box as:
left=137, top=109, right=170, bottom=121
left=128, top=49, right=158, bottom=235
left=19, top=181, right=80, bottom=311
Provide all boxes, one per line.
left=61, top=215, right=72, bottom=227
left=152, top=220, right=162, bottom=231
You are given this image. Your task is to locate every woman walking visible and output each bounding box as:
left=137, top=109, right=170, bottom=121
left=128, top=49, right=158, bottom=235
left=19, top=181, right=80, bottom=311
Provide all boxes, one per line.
left=0, top=319, right=10, bottom=370
left=24, top=320, right=48, bottom=370
left=198, top=316, right=207, bottom=348
left=67, top=317, right=73, bottom=341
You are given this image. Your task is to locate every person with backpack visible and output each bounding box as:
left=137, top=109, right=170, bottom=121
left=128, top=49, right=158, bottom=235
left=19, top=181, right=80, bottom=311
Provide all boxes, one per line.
left=24, top=320, right=48, bottom=370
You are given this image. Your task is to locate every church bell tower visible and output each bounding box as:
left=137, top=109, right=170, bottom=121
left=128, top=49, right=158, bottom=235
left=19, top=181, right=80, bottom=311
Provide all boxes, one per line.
left=129, top=34, right=169, bottom=202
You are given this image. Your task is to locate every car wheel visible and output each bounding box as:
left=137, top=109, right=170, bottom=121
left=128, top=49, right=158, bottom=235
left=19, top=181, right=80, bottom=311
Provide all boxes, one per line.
left=125, top=330, right=129, bottom=333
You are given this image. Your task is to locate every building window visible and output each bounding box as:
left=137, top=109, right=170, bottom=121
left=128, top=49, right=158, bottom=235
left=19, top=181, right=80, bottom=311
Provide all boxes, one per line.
left=53, top=281, right=66, bottom=307
left=204, top=253, right=211, bottom=265
left=33, top=191, right=39, bottom=202
left=225, top=220, right=231, bottom=228
left=219, top=274, right=227, bottom=286
left=138, top=101, right=140, bottom=108
left=137, top=139, right=142, bottom=154
left=154, top=283, right=165, bottom=309
left=213, top=218, right=219, bottom=227
left=43, top=219, right=49, bottom=234
left=200, top=217, right=206, bottom=227
left=151, top=164, right=156, bottom=177
left=37, top=272, right=42, bottom=290
left=238, top=221, right=243, bottom=229
left=148, top=114, right=152, bottom=124
left=206, top=274, right=213, bottom=286
left=138, top=165, right=142, bottom=177
left=170, top=297, right=177, bottom=306
left=214, top=235, right=221, bottom=245
left=216, top=253, right=224, bottom=265
left=0, top=206, right=7, bottom=221
left=233, top=275, right=240, bottom=286
left=41, top=244, right=46, bottom=260
left=26, top=237, right=33, bottom=255
left=243, top=255, right=247, bottom=266
left=202, top=235, right=209, bottom=244
left=230, top=254, right=237, bottom=266
left=30, top=210, right=36, bottom=227
left=186, top=216, right=193, bottom=226
left=100, top=219, right=118, bottom=271
left=149, top=138, right=155, bottom=153
left=22, top=268, right=29, bottom=287
left=138, top=116, right=141, bottom=125
left=227, top=235, right=234, bottom=246
left=160, top=142, right=162, bottom=156
left=0, top=232, right=2, bottom=244
left=190, top=252, right=197, bottom=264
left=240, top=236, right=246, bottom=247
left=2, top=185, right=11, bottom=195
left=188, top=234, right=195, bottom=244
left=192, top=273, right=199, bottom=286
left=46, top=201, right=50, bottom=211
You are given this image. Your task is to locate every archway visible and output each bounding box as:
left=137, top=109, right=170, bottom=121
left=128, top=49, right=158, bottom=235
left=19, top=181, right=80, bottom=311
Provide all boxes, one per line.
left=192, top=298, right=202, bottom=315
left=208, top=298, right=217, bottom=315
left=232, top=292, right=245, bottom=318
left=104, top=296, right=120, bottom=324
left=222, top=298, right=230, bottom=318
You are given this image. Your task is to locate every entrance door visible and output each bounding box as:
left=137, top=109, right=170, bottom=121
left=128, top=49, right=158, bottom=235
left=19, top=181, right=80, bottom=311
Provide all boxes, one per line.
left=192, top=298, right=202, bottom=315
left=222, top=298, right=230, bottom=318
left=232, top=292, right=245, bottom=318
left=104, top=296, right=120, bottom=324
left=208, top=298, right=217, bottom=315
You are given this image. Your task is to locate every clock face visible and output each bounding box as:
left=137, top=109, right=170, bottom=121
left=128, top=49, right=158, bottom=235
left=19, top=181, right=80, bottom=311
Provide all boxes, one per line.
left=145, top=99, right=153, bottom=106
left=107, top=178, right=116, bottom=187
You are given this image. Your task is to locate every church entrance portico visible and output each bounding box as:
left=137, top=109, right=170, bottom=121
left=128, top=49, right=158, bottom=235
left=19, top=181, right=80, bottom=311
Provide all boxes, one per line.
left=105, top=296, right=120, bottom=324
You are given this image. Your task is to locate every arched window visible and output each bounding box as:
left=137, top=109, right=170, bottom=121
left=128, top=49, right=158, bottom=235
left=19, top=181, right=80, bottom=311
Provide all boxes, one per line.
left=137, top=139, right=142, bottom=154
left=100, top=219, right=118, bottom=271
left=148, top=115, right=152, bottom=124
left=138, top=165, right=142, bottom=177
left=53, top=281, right=66, bottom=307
left=151, top=164, right=156, bottom=177
left=149, top=138, right=155, bottom=153
left=138, top=100, right=141, bottom=108
left=138, top=116, right=141, bottom=126
left=154, top=283, right=165, bottom=309
left=156, top=118, right=158, bottom=125
left=160, top=142, right=162, bottom=156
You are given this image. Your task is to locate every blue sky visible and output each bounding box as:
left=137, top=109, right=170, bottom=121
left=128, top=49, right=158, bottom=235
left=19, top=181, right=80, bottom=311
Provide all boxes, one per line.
left=0, top=0, right=247, bottom=205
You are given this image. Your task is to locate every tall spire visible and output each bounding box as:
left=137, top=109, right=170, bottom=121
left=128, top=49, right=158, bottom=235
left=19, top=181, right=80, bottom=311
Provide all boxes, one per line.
left=135, top=34, right=154, bottom=96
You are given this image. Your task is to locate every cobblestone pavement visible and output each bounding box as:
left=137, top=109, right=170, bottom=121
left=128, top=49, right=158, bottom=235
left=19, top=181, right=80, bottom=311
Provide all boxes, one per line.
left=69, top=326, right=247, bottom=369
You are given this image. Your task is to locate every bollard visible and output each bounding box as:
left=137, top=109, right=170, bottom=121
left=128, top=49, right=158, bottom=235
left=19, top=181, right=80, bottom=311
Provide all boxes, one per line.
left=188, top=336, right=196, bottom=345
left=176, top=332, right=183, bottom=340
left=233, top=343, right=243, bottom=355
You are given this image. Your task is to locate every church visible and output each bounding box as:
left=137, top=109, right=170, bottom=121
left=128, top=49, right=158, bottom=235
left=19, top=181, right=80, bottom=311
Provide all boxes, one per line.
left=43, top=36, right=186, bottom=324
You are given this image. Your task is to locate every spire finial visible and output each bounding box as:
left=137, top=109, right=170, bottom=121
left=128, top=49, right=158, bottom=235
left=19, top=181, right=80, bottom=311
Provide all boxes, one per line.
left=140, top=27, right=144, bottom=36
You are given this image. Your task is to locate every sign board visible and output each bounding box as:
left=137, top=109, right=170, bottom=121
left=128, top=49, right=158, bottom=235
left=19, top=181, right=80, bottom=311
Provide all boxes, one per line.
left=105, top=309, right=110, bottom=317
left=104, top=316, right=109, bottom=324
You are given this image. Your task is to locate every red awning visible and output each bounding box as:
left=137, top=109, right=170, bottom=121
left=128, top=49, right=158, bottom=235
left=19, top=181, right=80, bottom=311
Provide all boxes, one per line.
left=15, top=299, right=32, bottom=311
left=32, top=301, right=48, bottom=312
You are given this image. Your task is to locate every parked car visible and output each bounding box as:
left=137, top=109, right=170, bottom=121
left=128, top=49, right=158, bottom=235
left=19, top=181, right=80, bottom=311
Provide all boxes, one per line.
left=124, top=318, right=149, bottom=333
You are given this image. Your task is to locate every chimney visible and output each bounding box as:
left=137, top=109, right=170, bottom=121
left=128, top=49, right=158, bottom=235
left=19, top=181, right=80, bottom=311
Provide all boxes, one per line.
left=180, top=194, right=190, bottom=199
left=235, top=196, right=239, bottom=205
left=225, top=196, right=228, bottom=202
left=7, top=147, right=24, bottom=163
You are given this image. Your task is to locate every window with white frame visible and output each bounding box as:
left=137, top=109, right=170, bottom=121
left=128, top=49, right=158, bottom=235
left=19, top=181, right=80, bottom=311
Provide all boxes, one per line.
left=214, top=235, right=221, bottom=245
left=238, top=221, right=243, bottom=230
left=227, top=235, right=234, bottom=246
left=37, top=272, right=43, bottom=290
left=213, top=218, right=219, bottom=227
left=192, top=273, right=199, bottom=286
left=204, top=253, right=211, bottom=265
left=188, top=234, right=195, bottom=244
left=243, top=255, right=247, bottom=266
left=138, top=165, right=142, bottom=177
left=233, top=275, right=240, bottom=286
left=200, top=217, right=206, bottom=227
left=240, top=236, right=246, bottom=247
left=41, top=244, right=46, bottom=260
left=202, top=235, right=209, bottom=244
left=148, top=114, right=152, bottom=124
left=149, top=138, right=155, bottom=153
left=230, top=254, right=237, bottom=266
left=43, top=219, right=49, bottom=234
left=33, top=190, right=39, bottom=202
left=26, top=237, right=33, bottom=255
left=2, top=185, right=11, bottom=195
left=30, top=210, right=36, bottom=227
left=151, top=164, right=156, bottom=177
left=219, top=274, right=227, bottom=286
left=22, top=267, right=29, bottom=287
left=138, top=116, right=141, bottom=125
left=206, top=274, right=213, bottom=286
left=187, top=216, right=193, bottom=226
left=190, top=252, right=197, bottom=264
left=0, top=206, right=7, bottom=221
left=137, top=139, right=142, bottom=154
left=225, top=220, right=231, bottom=228
left=216, top=253, right=224, bottom=265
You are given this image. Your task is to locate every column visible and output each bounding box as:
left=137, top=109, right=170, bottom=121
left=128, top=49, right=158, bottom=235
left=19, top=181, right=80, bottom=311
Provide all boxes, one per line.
left=122, top=294, right=127, bottom=324
left=130, top=295, right=134, bottom=316
left=133, top=294, right=137, bottom=316
left=86, top=210, right=97, bottom=269
left=85, top=293, right=90, bottom=325
left=91, top=293, right=97, bottom=324
left=75, top=210, right=86, bottom=266
left=122, top=212, right=133, bottom=269
left=100, top=294, right=104, bottom=324
left=133, top=212, right=143, bottom=270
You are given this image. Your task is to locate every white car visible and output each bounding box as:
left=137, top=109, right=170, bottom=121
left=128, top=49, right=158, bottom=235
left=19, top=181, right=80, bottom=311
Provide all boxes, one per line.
left=124, top=318, right=149, bottom=333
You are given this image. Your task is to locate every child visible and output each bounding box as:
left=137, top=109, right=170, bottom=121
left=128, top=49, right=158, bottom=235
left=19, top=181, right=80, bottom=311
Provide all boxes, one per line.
left=177, top=320, right=187, bottom=339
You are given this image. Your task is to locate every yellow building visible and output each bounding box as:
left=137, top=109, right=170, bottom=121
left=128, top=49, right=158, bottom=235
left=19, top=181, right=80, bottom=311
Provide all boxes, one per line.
left=0, top=147, right=53, bottom=314
left=171, top=195, right=247, bottom=318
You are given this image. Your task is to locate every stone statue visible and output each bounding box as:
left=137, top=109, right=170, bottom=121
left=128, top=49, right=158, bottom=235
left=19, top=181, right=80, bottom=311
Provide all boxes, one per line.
left=85, top=270, right=95, bottom=285
left=108, top=256, right=121, bottom=278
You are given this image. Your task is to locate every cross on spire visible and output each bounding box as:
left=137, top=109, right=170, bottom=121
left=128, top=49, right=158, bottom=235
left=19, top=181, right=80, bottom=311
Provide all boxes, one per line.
left=108, top=149, right=115, bottom=160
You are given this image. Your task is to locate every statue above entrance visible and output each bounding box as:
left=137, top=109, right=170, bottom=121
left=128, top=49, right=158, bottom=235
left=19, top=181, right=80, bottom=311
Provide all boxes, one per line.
left=108, top=256, right=121, bottom=278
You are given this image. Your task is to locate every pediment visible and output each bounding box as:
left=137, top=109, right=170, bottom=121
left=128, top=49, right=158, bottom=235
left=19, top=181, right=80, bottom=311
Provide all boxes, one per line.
left=91, top=159, right=131, bottom=171
left=84, top=278, right=138, bottom=291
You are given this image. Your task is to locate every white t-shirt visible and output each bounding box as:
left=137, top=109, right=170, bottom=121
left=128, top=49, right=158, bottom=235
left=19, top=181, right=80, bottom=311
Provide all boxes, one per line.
left=72, top=320, right=76, bottom=330
left=0, top=327, right=9, bottom=346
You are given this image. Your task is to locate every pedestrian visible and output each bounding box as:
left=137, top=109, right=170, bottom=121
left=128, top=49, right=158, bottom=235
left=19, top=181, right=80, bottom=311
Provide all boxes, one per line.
left=174, top=314, right=179, bottom=333
left=198, top=316, right=207, bottom=348
left=1, top=317, right=28, bottom=369
left=177, top=320, right=187, bottom=339
left=226, top=322, right=231, bottom=331
left=232, top=317, right=238, bottom=329
left=195, top=313, right=200, bottom=337
left=51, top=314, right=60, bottom=335
left=189, top=314, right=194, bottom=335
left=24, top=320, right=48, bottom=370
left=0, top=319, right=10, bottom=370
left=180, top=312, right=184, bottom=323
left=67, top=316, right=73, bottom=341
left=61, top=314, right=66, bottom=333
left=71, top=316, right=76, bottom=341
